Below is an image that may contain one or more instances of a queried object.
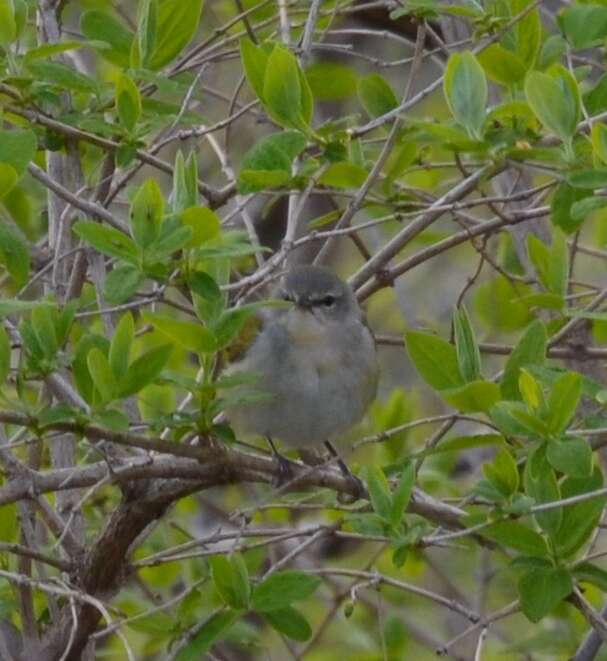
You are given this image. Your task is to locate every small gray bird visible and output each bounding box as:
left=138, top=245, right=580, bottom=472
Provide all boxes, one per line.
left=225, top=265, right=378, bottom=482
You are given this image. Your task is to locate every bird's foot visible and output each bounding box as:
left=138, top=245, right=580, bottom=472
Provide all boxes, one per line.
left=323, top=441, right=366, bottom=504
left=272, top=452, right=296, bottom=488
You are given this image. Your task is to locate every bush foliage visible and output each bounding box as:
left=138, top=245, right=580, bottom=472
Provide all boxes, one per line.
left=3, top=0, right=607, bottom=659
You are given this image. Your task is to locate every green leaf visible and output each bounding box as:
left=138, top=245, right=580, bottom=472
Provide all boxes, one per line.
left=0, top=129, right=37, bottom=176
left=558, top=4, right=607, bottom=49
left=524, top=444, right=562, bottom=537
left=483, top=447, right=519, bottom=497
left=477, top=44, right=526, bottom=85
left=539, top=35, right=567, bottom=69
left=80, top=10, right=133, bottom=67
left=116, top=73, right=141, bottom=132
left=175, top=609, right=238, bottom=661
left=524, top=67, right=580, bottom=143
left=0, top=163, right=17, bottom=199
left=442, top=380, right=501, bottom=413
left=389, top=463, right=415, bottom=528
left=179, top=207, right=220, bottom=247
left=570, top=197, right=607, bottom=226
left=251, top=571, right=320, bottom=612
left=365, top=466, right=392, bottom=521
left=527, top=234, right=550, bottom=291
left=0, top=222, right=29, bottom=286
left=143, top=313, right=216, bottom=353
left=307, top=62, right=357, bottom=101
left=172, top=151, right=198, bottom=214
left=130, top=179, right=164, bottom=248
left=553, top=467, right=605, bottom=558
left=109, top=313, right=134, bottom=380
left=490, top=401, right=547, bottom=438
left=567, top=168, right=607, bottom=189
left=137, top=0, right=158, bottom=67
left=145, top=224, right=192, bottom=260
left=210, top=555, right=250, bottom=610
left=318, top=162, right=368, bottom=189
left=547, top=436, right=592, bottom=478
left=404, top=331, right=463, bottom=391
left=518, top=567, right=572, bottom=623
left=87, top=348, right=116, bottom=403
left=31, top=305, right=57, bottom=358
left=453, top=305, right=481, bottom=382
left=501, top=320, right=547, bottom=401
left=265, top=606, right=312, bottom=642
left=430, top=433, right=505, bottom=455
left=148, top=0, right=204, bottom=69
left=104, top=264, right=144, bottom=304
left=118, top=344, right=172, bottom=397
left=551, top=182, right=589, bottom=234
left=0, top=325, right=10, bottom=385
left=238, top=131, right=306, bottom=194
left=503, top=0, right=541, bottom=70
left=0, top=0, right=16, bottom=45
left=357, top=73, right=398, bottom=119
left=27, top=61, right=99, bottom=95
left=573, top=563, right=607, bottom=592
left=240, top=38, right=269, bottom=101
left=443, top=51, right=487, bottom=138
left=263, top=45, right=307, bottom=129
left=481, top=521, right=547, bottom=556
left=0, top=300, right=51, bottom=317
left=549, top=230, right=568, bottom=298
left=547, top=372, right=581, bottom=436
left=73, top=221, right=138, bottom=264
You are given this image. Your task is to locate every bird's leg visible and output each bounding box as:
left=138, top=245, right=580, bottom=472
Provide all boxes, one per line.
left=324, top=441, right=365, bottom=501
left=266, top=436, right=295, bottom=487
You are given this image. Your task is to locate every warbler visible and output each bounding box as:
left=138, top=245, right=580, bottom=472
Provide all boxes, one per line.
left=224, top=265, right=379, bottom=483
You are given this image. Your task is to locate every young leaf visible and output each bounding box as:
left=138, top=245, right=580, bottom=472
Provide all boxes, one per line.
left=453, top=305, right=481, bottom=382
left=404, top=331, right=463, bottom=391
left=31, top=305, right=58, bottom=358
left=251, top=571, right=320, bottom=612
left=443, top=51, right=487, bottom=138
left=179, top=207, right=220, bottom=247
left=483, top=447, right=519, bottom=498
left=518, top=567, right=572, bottom=623
left=118, top=344, right=172, bottom=397
left=87, top=348, right=116, bottom=403
left=130, top=179, right=164, bottom=248
left=365, top=466, right=392, bottom=521
left=109, top=313, right=134, bottom=380
left=116, top=73, right=141, bottom=132
left=0, top=129, right=37, bottom=176
left=501, top=319, right=547, bottom=399
left=549, top=230, right=568, bottom=298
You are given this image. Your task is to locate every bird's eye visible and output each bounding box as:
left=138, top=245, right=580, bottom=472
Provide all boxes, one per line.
left=323, top=295, right=336, bottom=307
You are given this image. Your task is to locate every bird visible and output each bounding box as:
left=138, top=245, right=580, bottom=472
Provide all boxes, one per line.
left=224, top=264, right=379, bottom=489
